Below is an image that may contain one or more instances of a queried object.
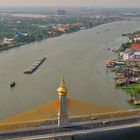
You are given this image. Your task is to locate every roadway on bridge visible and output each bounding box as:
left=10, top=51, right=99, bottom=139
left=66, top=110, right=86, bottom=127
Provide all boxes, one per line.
left=0, top=110, right=140, bottom=139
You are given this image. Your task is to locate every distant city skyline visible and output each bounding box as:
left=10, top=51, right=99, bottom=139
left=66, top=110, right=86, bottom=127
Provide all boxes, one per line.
left=0, top=0, right=140, bottom=8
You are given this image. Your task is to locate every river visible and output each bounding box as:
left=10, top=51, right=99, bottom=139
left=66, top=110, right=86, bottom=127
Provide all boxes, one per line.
left=0, top=20, right=140, bottom=119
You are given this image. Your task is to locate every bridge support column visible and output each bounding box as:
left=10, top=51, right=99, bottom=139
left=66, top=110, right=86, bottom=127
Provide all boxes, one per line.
left=57, top=76, right=68, bottom=127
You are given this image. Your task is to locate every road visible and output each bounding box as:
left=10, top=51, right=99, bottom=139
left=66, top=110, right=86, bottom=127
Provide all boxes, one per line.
left=13, top=123, right=140, bottom=140
left=1, top=110, right=140, bottom=139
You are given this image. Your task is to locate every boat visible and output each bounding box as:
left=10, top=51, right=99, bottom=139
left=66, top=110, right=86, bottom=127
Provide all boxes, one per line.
left=24, top=57, right=46, bottom=74
left=105, top=59, right=115, bottom=67
left=122, top=33, right=131, bottom=36
left=115, top=61, right=125, bottom=65
left=10, top=81, right=16, bottom=88
left=104, top=28, right=111, bottom=32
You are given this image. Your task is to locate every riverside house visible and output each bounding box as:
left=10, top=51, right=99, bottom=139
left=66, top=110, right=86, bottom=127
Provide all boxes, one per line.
left=122, top=44, right=140, bottom=61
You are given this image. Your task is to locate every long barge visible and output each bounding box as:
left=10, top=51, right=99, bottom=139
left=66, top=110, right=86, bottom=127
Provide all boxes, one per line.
left=24, top=57, right=46, bottom=74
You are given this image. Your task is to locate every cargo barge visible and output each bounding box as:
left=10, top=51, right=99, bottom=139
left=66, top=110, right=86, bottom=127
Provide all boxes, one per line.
left=24, top=57, right=46, bottom=74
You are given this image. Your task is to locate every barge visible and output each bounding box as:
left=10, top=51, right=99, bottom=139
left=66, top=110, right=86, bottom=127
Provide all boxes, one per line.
left=24, top=57, right=46, bottom=74
left=122, top=33, right=131, bottom=36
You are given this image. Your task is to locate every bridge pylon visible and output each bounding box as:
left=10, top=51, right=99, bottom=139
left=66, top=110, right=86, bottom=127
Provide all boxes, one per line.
left=57, top=76, right=68, bottom=127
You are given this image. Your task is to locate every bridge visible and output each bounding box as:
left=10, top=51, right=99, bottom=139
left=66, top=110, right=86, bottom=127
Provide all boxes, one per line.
left=0, top=109, right=140, bottom=139
left=0, top=77, right=140, bottom=139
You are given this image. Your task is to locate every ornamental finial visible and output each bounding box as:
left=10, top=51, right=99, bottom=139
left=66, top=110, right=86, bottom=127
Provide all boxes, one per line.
left=57, top=75, right=68, bottom=96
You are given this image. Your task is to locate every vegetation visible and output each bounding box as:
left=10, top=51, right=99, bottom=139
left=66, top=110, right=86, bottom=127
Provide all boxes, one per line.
left=121, top=84, right=140, bottom=95
left=118, top=42, right=131, bottom=52
left=0, top=15, right=121, bottom=50
left=65, top=26, right=80, bottom=33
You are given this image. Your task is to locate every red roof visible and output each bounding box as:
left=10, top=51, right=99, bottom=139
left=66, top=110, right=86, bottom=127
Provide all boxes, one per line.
left=135, top=33, right=140, bottom=37
left=130, top=44, right=140, bottom=50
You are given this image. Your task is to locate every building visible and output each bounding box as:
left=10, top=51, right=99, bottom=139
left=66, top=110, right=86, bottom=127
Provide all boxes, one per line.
left=130, top=44, right=140, bottom=50
left=131, top=94, right=140, bottom=105
left=57, top=9, right=66, bottom=15
left=122, top=44, right=140, bottom=60
left=134, top=33, right=140, bottom=38
left=122, top=49, right=134, bottom=60
left=3, top=38, right=14, bottom=45
left=130, top=51, right=140, bottom=60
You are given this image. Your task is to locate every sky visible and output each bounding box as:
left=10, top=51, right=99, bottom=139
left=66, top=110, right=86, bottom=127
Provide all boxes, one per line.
left=0, top=0, right=140, bottom=8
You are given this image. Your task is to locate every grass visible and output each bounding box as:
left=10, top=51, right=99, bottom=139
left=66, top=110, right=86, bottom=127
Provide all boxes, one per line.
left=118, top=84, right=140, bottom=108
left=119, top=84, right=140, bottom=94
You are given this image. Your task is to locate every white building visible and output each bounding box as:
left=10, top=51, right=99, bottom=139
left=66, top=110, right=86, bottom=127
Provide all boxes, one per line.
left=122, top=49, right=134, bottom=60
left=3, top=38, right=14, bottom=45
left=130, top=51, right=140, bottom=60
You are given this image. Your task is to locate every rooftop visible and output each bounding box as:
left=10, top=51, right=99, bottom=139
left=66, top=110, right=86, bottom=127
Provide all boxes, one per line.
left=123, top=49, right=134, bottom=54
left=131, top=44, right=140, bottom=50
left=133, top=51, right=140, bottom=56
left=134, top=33, right=140, bottom=37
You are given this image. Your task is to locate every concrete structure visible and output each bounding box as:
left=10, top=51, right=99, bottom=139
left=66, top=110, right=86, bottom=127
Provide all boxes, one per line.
left=122, top=49, right=134, bottom=60
left=130, top=51, right=140, bottom=60
left=57, top=76, right=68, bottom=126
left=132, top=94, right=140, bottom=105
left=122, top=49, right=140, bottom=61
left=0, top=110, right=140, bottom=139
left=3, top=38, right=14, bottom=45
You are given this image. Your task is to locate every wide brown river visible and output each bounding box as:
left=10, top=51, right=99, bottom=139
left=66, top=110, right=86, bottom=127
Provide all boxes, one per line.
left=0, top=20, right=140, bottom=119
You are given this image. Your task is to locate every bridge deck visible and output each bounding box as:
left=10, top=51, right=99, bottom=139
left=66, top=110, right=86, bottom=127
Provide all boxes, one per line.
left=0, top=111, right=140, bottom=139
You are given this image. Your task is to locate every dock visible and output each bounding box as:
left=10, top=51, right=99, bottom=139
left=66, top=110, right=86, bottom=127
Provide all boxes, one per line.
left=24, top=57, right=46, bottom=74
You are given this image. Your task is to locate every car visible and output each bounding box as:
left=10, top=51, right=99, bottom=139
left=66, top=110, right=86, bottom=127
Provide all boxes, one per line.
left=91, top=117, right=98, bottom=120
left=102, top=120, right=110, bottom=124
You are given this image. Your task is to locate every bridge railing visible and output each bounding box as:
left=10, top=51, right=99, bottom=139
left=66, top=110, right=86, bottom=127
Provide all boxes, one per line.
left=0, top=109, right=140, bottom=132
left=68, top=109, right=140, bottom=121
left=0, top=118, right=57, bottom=132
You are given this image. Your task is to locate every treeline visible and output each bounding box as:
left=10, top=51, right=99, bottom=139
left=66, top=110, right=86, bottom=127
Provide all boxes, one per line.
left=0, top=15, right=121, bottom=49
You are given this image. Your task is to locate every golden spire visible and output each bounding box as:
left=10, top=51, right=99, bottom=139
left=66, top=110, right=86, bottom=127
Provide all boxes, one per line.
left=57, top=76, right=68, bottom=96
left=60, top=75, right=65, bottom=87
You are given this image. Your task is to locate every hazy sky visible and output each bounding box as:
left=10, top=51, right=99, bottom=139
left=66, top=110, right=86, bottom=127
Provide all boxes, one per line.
left=0, top=0, right=140, bottom=8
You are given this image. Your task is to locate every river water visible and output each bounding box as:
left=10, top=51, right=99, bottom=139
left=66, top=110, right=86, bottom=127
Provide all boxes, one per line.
left=0, top=20, right=140, bottom=119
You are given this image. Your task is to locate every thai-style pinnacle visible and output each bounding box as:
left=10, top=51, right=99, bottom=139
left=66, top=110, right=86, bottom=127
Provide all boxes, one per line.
left=57, top=76, right=68, bottom=96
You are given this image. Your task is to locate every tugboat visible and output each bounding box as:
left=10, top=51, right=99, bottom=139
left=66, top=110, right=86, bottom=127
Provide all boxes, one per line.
left=10, top=81, right=16, bottom=88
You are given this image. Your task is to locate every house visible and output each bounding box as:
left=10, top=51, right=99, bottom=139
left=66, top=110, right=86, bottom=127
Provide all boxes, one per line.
left=133, top=94, right=140, bottom=105
left=3, top=38, right=14, bottom=45
left=122, top=49, right=134, bottom=60
left=130, top=44, right=140, bottom=50
left=134, top=33, right=140, bottom=38
left=129, top=34, right=140, bottom=43
left=122, top=44, right=140, bottom=61
left=130, top=51, right=140, bottom=60
left=122, top=46, right=140, bottom=61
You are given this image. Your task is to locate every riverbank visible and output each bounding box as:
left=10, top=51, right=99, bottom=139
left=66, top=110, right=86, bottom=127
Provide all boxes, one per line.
left=106, top=30, right=140, bottom=107
left=0, top=43, right=25, bottom=51
left=0, top=17, right=122, bottom=52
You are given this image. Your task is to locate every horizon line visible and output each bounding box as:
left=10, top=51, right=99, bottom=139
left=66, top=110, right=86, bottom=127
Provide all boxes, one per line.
left=0, top=6, right=139, bottom=9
